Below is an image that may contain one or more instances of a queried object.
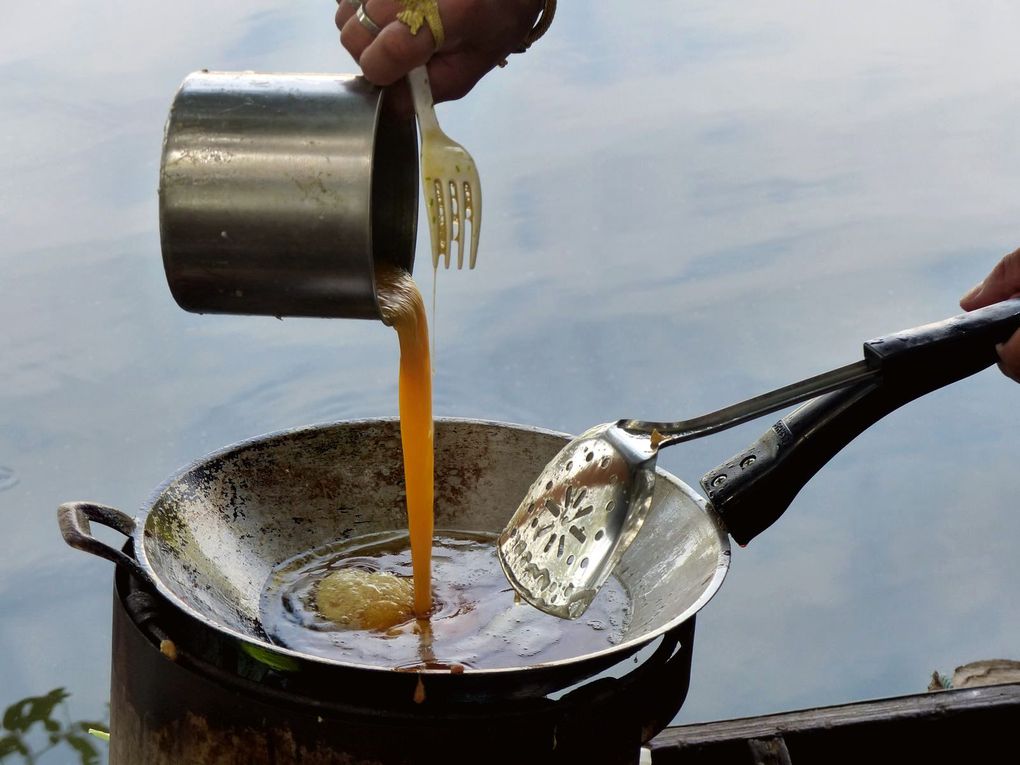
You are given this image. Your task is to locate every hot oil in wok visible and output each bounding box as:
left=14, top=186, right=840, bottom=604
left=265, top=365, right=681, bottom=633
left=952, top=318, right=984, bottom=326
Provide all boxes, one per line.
left=259, top=266, right=631, bottom=669
left=261, top=531, right=629, bottom=670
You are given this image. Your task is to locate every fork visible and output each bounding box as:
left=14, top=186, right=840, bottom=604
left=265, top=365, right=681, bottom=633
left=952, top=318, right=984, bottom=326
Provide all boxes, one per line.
left=407, top=66, right=482, bottom=269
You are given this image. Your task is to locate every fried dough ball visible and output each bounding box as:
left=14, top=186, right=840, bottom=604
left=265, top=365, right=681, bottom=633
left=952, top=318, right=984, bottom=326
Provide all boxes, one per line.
left=316, top=568, right=416, bottom=631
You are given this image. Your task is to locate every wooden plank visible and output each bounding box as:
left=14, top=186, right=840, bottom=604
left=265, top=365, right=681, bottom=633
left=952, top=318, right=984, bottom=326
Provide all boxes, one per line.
left=649, top=683, right=1020, bottom=764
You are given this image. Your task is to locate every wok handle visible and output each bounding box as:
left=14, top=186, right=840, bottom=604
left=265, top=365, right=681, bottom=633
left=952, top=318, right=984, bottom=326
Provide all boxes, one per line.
left=703, top=297, right=1020, bottom=546
left=58, top=502, right=151, bottom=583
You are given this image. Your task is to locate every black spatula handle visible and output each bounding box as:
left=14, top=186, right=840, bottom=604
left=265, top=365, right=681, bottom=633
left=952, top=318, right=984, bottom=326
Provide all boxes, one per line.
left=703, top=297, right=1020, bottom=546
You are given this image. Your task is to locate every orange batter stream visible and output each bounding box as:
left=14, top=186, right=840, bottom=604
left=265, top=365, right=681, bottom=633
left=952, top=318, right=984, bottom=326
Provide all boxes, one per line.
left=376, top=265, right=433, bottom=616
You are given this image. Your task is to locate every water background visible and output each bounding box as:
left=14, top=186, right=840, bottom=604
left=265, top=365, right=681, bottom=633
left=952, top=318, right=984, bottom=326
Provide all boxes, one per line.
left=3, top=1, right=1020, bottom=755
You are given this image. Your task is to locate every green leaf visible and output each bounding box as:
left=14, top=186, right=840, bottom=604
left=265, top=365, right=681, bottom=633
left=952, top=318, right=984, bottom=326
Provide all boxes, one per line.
left=2, top=703, right=27, bottom=733
left=87, top=728, right=110, bottom=742
left=3, top=688, right=70, bottom=733
left=239, top=642, right=301, bottom=672
left=0, top=734, right=29, bottom=757
left=65, top=733, right=100, bottom=765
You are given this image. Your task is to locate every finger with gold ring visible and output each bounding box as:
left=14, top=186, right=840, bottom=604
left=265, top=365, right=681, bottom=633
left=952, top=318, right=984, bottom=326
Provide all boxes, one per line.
left=355, top=4, right=383, bottom=35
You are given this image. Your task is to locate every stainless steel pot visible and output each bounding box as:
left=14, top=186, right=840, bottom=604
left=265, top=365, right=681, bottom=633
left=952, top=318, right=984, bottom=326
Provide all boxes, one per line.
left=60, top=418, right=729, bottom=699
left=159, top=71, right=418, bottom=320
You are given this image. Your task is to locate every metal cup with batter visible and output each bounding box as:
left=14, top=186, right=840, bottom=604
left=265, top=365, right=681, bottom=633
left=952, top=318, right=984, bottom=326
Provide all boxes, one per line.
left=159, top=70, right=418, bottom=320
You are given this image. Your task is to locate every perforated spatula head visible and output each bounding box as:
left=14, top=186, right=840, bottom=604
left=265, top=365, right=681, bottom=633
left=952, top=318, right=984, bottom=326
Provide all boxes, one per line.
left=496, top=422, right=659, bottom=619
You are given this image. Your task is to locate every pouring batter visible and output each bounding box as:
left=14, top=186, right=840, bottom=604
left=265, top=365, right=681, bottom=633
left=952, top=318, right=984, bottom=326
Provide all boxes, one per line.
left=376, top=264, right=435, bottom=618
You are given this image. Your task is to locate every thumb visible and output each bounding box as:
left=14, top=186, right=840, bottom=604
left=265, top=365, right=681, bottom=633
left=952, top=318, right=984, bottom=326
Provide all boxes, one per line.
left=961, top=247, right=1020, bottom=311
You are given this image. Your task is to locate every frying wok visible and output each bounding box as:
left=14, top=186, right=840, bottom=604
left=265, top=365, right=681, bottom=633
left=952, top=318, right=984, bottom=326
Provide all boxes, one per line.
left=59, top=298, right=1020, bottom=700
left=60, top=418, right=728, bottom=699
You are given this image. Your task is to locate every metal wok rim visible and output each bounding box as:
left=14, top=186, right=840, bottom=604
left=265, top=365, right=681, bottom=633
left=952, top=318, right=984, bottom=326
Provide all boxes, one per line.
left=133, top=416, right=732, bottom=678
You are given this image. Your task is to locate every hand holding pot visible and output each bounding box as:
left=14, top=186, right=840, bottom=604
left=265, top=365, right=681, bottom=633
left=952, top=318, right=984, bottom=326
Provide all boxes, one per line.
left=961, top=246, right=1020, bottom=382
left=335, top=0, right=550, bottom=109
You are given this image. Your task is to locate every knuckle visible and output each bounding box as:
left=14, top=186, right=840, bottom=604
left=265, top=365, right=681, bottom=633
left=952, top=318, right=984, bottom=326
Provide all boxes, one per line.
left=374, top=30, right=423, bottom=69
left=1003, top=246, right=1020, bottom=277
left=340, top=24, right=363, bottom=56
left=362, top=32, right=429, bottom=86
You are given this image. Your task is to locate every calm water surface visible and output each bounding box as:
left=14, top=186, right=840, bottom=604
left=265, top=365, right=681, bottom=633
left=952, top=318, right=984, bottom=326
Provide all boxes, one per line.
left=3, top=1, right=1020, bottom=757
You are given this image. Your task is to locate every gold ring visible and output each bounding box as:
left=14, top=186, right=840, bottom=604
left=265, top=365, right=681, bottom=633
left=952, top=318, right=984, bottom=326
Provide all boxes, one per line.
left=526, top=0, right=556, bottom=49
left=356, top=4, right=382, bottom=35
left=499, top=0, right=556, bottom=67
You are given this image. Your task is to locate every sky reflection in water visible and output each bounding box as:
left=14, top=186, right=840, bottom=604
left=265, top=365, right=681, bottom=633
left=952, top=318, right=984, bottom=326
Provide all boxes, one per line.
left=2, top=0, right=1020, bottom=735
